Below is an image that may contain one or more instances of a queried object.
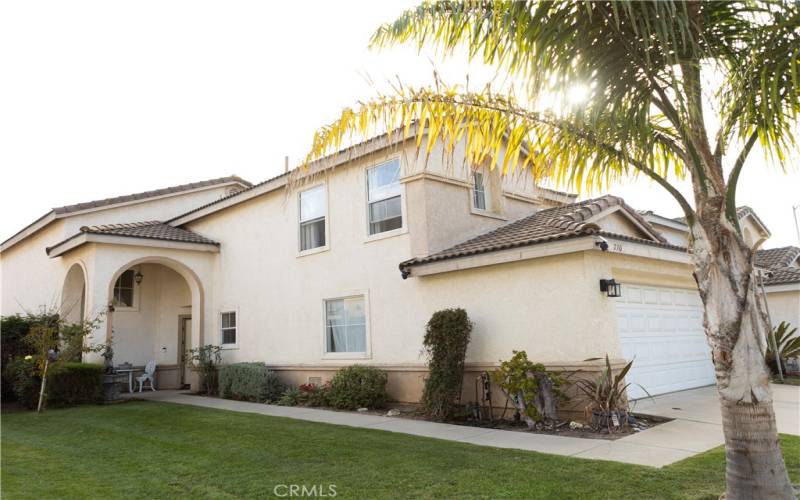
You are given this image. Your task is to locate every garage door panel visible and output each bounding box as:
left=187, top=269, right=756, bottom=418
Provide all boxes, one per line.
left=617, top=284, right=715, bottom=398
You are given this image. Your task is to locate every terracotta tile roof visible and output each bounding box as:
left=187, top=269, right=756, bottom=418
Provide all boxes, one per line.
left=756, top=246, right=800, bottom=286
left=756, top=246, right=800, bottom=270
left=399, top=195, right=671, bottom=272
left=3, top=175, right=250, bottom=249
left=762, top=266, right=800, bottom=286
left=168, top=171, right=289, bottom=223
left=78, top=221, right=219, bottom=245
left=46, top=221, right=219, bottom=256
left=52, top=176, right=251, bottom=215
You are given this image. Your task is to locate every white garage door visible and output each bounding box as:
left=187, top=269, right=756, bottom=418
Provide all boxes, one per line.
left=616, top=284, right=715, bottom=399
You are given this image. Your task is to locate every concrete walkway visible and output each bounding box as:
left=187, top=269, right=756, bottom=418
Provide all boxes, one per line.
left=126, top=384, right=799, bottom=468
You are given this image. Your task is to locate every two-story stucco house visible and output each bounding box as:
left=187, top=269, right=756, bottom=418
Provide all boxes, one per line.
left=0, top=133, right=782, bottom=402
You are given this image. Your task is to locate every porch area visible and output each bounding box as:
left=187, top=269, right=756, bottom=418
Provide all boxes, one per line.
left=51, top=222, right=219, bottom=391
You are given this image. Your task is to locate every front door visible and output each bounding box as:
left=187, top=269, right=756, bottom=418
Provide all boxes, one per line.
left=179, top=316, right=192, bottom=387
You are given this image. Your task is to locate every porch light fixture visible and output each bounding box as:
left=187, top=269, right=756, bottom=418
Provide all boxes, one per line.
left=599, top=279, right=622, bottom=298
left=134, top=271, right=144, bottom=285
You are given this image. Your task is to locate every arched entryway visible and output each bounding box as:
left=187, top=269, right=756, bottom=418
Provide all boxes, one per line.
left=105, top=257, right=205, bottom=390
left=61, top=263, right=87, bottom=324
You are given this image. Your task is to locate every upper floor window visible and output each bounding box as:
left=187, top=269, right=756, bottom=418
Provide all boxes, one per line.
left=299, top=185, right=326, bottom=251
left=220, top=311, right=237, bottom=346
left=472, top=172, right=487, bottom=210
left=367, top=159, right=402, bottom=235
left=113, top=269, right=135, bottom=308
left=324, top=296, right=366, bottom=354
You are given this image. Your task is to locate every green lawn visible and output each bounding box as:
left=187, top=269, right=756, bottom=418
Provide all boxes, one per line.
left=2, top=402, right=798, bottom=499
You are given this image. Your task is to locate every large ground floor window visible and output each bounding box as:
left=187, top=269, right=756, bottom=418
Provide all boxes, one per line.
left=324, top=296, right=366, bottom=354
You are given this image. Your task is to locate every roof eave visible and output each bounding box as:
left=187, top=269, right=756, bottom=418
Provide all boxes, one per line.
left=47, top=233, right=220, bottom=258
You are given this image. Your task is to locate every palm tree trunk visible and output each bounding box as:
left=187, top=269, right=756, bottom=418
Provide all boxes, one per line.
left=691, top=210, right=795, bottom=499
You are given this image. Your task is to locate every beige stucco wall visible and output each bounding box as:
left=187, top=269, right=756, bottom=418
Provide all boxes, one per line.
left=766, top=289, right=800, bottom=330
left=1, top=182, right=238, bottom=318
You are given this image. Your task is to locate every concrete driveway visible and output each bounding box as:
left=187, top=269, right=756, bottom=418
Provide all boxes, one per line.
left=611, top=383, right=800, bottom=461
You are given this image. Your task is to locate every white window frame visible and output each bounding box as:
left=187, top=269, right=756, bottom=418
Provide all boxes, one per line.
left=365, top=158, right=407, bottom=242
left=219, top=309, right=239, bottom=349
left=321, top=291, right=371, bottom=360
left=469, top=169, right=506, bottom=220
left=297, top=183, right=330, bottom=256
left=472, top=171, right=488, bottom=211
left=112, top=267, right=141, bottom=311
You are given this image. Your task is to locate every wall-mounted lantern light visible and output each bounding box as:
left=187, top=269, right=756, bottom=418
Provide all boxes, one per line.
left=134, top=271, right=144, bottom=285
left=599, top=279, right=622, bottom=298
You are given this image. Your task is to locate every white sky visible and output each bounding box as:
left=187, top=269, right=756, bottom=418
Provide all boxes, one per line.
left=1, top=1, right=798, bottom=247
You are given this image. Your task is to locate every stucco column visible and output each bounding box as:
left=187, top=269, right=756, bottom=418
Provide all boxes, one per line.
left=82, top=264, right=113, bottom=364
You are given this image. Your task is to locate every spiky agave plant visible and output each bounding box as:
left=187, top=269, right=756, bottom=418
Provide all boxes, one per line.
left=767, top=321, right=800, bottom=374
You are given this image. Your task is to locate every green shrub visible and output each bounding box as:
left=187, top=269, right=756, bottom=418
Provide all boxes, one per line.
left=1, top=314, right=43, bottom=401
left=218, top=362, right=284, bottom=403
left=421, top=308, right=472, bottom=420
left=3, top=358, right=40, bottom=409
left=492, top=351, right=565, bottom=429
left=299, top=383, right=330, bottom=407
left=1, top=315, right=38, bottom=363
left=327, top=366, right=388, bottom=410
left=46, top=363, right=103, bottom=407
left=277, top=387, right=301, bottom=406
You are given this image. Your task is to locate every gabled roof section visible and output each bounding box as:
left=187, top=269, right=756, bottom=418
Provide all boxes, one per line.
left=2, top=175, right=250, bottom=252
left=756, top=246, right=800, bottom=286
left=399, top=195, right=673, bottom=274
left=756, top=246, right=800, bottom=270
left=51, top=176, right=251, bottom=215
left=46, top=221, right=219, bottom=257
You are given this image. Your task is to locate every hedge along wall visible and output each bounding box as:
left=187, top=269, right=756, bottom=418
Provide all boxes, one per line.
left=46, top=363, right=104, bottom=407
left=218, top=362, right=284, bottom=403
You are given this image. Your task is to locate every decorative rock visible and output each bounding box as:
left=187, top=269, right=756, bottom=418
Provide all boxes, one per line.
left=357, top=408, right=369, bottom=412
left=386, top=409, right=401, bottom=417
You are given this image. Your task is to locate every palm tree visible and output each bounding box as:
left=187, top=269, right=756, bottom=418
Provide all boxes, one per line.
left=301, top=2, right=799, bottom=498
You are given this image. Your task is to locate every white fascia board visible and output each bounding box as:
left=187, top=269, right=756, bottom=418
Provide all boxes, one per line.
left=48, top=233, right=219, bottom=258
left=410, top=237, right=596, bottom=277
left=602, top=235, right=691, bottom=264
left=764, top=283, right=800, bottom=293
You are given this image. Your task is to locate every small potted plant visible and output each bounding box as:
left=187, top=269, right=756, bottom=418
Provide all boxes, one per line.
left=574, top=355, right=647, bottom=433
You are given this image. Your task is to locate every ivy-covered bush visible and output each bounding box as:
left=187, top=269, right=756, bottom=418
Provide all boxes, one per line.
left=421, top=308, right=472, bottom=420
left=3, top=357, right=40, bottom=409
left=46, top=363, right=103, bottom=407
left=327, top=366, right=388, bottom=410
left=492, top=351, right=565, bottom=429
left=218, top=362, right=284, bottom=403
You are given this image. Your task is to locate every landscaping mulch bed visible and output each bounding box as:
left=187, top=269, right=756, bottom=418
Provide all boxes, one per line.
left=358, top=402, right=672, bottom=440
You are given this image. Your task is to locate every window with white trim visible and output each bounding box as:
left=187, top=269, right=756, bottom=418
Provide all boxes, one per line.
left=367, top=159, right=402, bottom=235
left=324, top=297, right=366, bottom=354
left=299, top=185, right=326, bottom=251
left=113, top=270, right=135, bottom=308
left=472, top=172, right=487, bottom=210
left=220, top=311, right=237, bottom=345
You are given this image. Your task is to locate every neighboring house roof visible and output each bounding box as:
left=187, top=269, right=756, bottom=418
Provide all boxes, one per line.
left=756, top=246, right=800, bottom=270
left=46, top=221, right=219, bottom=257
left=671, top=206, right=771, bottom=235
left=399, top=195, right=677, bottom=275
left=756, top=246, right=800, bottom=286
left=2, top=175, right=250, bottom=252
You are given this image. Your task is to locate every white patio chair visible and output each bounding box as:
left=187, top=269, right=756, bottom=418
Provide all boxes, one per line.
left=136, top=360, right=157, bottom=392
